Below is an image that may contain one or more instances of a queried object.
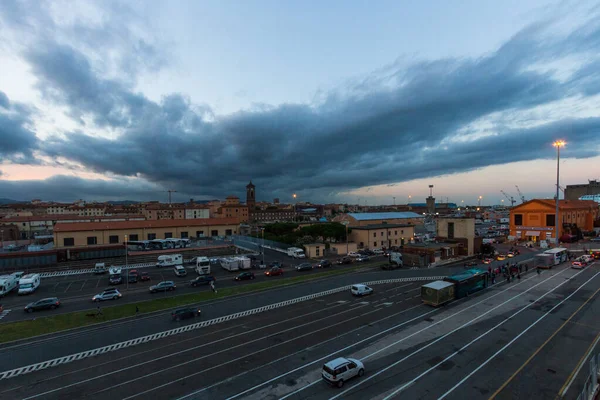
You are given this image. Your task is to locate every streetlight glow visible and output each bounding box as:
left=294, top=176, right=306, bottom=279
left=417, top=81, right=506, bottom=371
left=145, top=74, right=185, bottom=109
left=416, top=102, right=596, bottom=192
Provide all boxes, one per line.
left=553, top=140, right=566, bottom=148
left=553, top=140, right=566, bottom=244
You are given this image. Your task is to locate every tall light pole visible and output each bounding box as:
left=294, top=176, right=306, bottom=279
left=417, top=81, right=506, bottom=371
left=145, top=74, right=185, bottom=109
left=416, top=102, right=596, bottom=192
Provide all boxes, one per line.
left=408, top=195, right=412, bottom=205
left=1, top=229, right=3, bottom=250
left=260, top=227, right=265, bottom=266
left=553, top=140, right=566, bottom=244
left=125, top=234, right=128, bottom=290
left=478, top=195, right=483, bottom=208
left=393, top=197, right=396, bottom=206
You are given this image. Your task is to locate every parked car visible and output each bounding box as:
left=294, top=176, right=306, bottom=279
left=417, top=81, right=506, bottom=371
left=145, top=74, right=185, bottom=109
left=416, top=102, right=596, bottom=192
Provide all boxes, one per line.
left=265, top=266, right=283, bottom=277
left=92, top=288, right=122, bottom=302
left=171, top=307, right=201, bottom=321
left=128, top=270, right=139, bottom=283
left=315, top=260, right=332, bottom=268
left=190, top=275, right=216, bottom=287
left=24, top=297, right=61, bottom=313
left=356, top=255, right=371, bottom=262
left=322, top=357, right=365, bottom=388
left=348, top=252, right=360, bottom=258
left=336, top=257, right=353, bottom=265
left=174, top=265, right=188, bottom=277
left=482, top=258, right=494, bottom=264
left=295, top=263, right=313, bottom=271
left=149, top=281, right=176, bottom=293
left=351, top=284, right=374, bottom=297
left=140, top=271, right=151, bottom=281
left=235, top=272, right=255, bottom=281
left=496, top=254, right=507, bottom=261
left=464, top=260, right=478, bottom=266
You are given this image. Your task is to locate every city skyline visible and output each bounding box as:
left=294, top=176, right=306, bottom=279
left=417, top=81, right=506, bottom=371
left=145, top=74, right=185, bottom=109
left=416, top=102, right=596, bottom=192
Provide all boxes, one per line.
left=1, top=1, right=600, bottom=204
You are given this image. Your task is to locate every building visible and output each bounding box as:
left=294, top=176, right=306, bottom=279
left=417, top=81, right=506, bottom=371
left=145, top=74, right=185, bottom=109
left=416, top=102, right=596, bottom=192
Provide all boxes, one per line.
left=333, top=212, right=424, bottom=227
left=66, top=204, right=107, bottom=217
left=348, top=223, right=415, bottom=250
left=509, top=199, right=598, bottom=243
left=436, top=217, right=479, bottom=256
left=53, top=218, right=240, bottom=248
left=303, top=242, right=358, bottom=258
left=1, top=214, right=147, bottom=239
left=184, top=205, right=210, bottom=219
left=251, top=206, right=296, bottom=223
left=217, top=196, right=249, bottom=222
left=143, top=203, right=186, bottom=220
left=0, top=224, right=20, bottom=244
left=565, top=180, right=600, bottom=201
left=403, top=242, right=460, bottom=266
left=246, top=181, right=256, bottom=210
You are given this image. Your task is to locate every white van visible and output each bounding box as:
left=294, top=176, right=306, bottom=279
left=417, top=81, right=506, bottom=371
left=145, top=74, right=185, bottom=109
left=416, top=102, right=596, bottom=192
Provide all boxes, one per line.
left=286, top=247, right=306, bottom=258
left=93, top=263, right=107, bottom=274
left=351, top=284, right=374, bottom=297
left=0, top=274, right=19, bottom=297
left=18, top=274, right=41, bottom=295
left=156, top=254, right=183, bottom=268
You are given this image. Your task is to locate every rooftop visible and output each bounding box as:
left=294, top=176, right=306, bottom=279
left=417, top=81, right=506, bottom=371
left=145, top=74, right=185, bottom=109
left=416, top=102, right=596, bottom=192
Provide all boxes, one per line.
left=404, top=242, right=458, bottom=249
left=446, top=269, right=488, bottom=283
left=514, top=199, right=599, bottom=211
left=351, top=223, right=414, bottom=230
left=347, top=212, right=424, bottom=221
left=1, top=214, right=145, bottom=222
left=53, top=218, right=240, bottom=232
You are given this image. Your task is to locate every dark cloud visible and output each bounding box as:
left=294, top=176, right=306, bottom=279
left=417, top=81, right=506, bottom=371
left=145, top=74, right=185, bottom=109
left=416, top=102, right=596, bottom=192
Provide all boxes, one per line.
left=0, top=91, right=38, bottom=163
left=4, top=4, right=600, bottom=202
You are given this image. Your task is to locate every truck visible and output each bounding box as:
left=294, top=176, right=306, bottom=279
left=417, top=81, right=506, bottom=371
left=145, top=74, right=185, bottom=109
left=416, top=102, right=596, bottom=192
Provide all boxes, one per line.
left=0, top=273, right=19, bottom=297
left=421, top=269, right=489, bottom=306
left=156, top=254, right=183, bottom=268
left=109, top=266, right=123, bottom=285
left=286, top=247, right=306, bottom=258
left=195, top=256, right=211, bottom=275
left=386, top=252, right=403, bottom=269
left=221, top=257, right=252, bottom=272
left=18, top=274, right=41, bottom=295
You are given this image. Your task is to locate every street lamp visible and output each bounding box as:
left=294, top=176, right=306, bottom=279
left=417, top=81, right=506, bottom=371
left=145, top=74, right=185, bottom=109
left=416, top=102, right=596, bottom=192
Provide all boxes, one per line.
left=553, top=140, right=566, bottom=244
left=342, top=221, right=349, bottom=255
left=478, top=196, right=483, bottom=208
left=0, top=229, right=3, bottom=250
left=125, top=234, right=128, bottom=290
left=393, top=197, right=396, bottom=206
left=408, top=195, right=412, bottom=205
left=260, top=228, right=265, bottom=266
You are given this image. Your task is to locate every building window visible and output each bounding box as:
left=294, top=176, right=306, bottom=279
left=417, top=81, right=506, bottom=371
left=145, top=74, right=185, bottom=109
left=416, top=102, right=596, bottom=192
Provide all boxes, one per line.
left=196, top=231, right=204, bottom=237
left=211, top=230, right=218, bottom=237
left=316, top=248, right=320, bottom=256
left=148, top=233, right=156, bottom=240
left=109, top=235, right=119, bottom=244
left=373, top=232, right=376, bottom=238
left=395, top=239, right=398, bottom=244
left=448, top=222, right=455, bottom=239
left=164, top=232, right=173, bottom=239
left=401, top=230, right=404, bottom=235
left=129, top=234, right=139, bottom=241
left=546, top=214, right=555, bottom=227
left=514, top=214, right=523, bottom=225
left=181, top=232, right=188, bottom=238
left=374, top=241, right=377, bottom=247
left=394, top=230, right=397, bottom=235
left=63, top=237, right=75, bottom=247
left=380, top=232, right=384, bottom=236
left=226, top=229, right=232, bottom=236
left=87, top=236, right=97, bottom=245
left=359, top=242, right=364, bottom=248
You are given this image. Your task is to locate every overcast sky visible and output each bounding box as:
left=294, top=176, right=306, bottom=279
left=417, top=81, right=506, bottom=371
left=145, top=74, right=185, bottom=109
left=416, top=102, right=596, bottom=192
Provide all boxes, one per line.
left=1, top=0, right=599, bottom=206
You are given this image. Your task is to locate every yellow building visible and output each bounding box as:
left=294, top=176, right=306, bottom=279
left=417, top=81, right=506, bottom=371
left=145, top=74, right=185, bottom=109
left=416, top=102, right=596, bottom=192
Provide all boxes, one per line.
left=303, top=242, right=358, bottom=258
left=333, top=212, right=424, bottom=227
left=349, top=223, right=415, bottom=250
left=53, top=218, right=240, bottom=248
left=436, top=217, right=477, bottom=256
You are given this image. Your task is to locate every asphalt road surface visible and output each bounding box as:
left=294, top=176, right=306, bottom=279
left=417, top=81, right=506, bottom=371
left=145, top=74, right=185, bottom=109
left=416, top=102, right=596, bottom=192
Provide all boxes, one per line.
left=2, top=258, right=598, bottom=400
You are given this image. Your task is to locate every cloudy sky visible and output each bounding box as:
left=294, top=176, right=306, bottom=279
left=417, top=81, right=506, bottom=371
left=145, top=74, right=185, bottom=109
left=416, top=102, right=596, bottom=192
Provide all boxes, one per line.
left=1, top=0, right=600, bottom=206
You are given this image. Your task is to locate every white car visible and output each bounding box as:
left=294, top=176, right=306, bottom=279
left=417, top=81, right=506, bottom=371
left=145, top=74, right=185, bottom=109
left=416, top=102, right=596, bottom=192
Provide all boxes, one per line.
left=322, top=357, right=365, bottom=388
left=174, top=265, right=187, bottom=277
left=347, top=252, right=360, bottom=258
left=351, top=284, right=373, bottom=296
left=92, top=288, right=122, bottom=302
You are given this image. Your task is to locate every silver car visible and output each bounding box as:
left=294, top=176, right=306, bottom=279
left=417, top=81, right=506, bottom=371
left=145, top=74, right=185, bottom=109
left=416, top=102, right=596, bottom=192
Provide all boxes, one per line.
left=92, top=288, right=122, bottom=302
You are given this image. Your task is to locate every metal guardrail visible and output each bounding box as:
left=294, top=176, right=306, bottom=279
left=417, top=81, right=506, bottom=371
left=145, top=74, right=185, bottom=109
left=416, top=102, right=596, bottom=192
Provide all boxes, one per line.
left=576, top=353, right=600, bottom=400
left=0, top=276, right=444, bottom=381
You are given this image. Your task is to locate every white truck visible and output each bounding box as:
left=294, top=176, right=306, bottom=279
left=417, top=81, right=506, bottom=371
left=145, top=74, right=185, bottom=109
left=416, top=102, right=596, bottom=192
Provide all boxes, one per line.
left=0, top=273, right=20, bottom=297
left=286, top=247, right=306, bottom=258
left=221, top=258, right=240, bottom=272
left=235, top=256, right=252, bottom=270
left=386, top=252, right=404, bottom=269
left=18, top=274, right=41, bottom=295
left=195, top=256, right=211, bottom=275
left=156, top=254, right=183, bottom=268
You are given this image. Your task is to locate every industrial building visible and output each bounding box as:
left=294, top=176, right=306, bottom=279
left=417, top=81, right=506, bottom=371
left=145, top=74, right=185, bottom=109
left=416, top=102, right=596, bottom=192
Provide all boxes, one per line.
left=565, top=180, right=600, bottom=201
left=348, top=223, right=415, bottom=250
left=333, top=212, right=424, bottom=227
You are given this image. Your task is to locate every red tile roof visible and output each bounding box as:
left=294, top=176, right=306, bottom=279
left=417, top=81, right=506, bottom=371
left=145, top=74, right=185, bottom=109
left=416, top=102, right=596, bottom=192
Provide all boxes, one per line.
left=53, top=218, right=240, bottom=232
left=0, top=214, right=147, bottom=222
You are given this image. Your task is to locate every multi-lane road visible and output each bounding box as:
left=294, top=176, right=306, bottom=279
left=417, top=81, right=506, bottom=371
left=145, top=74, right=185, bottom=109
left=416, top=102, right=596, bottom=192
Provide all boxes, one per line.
left=1, top=260, right=598, bottom=399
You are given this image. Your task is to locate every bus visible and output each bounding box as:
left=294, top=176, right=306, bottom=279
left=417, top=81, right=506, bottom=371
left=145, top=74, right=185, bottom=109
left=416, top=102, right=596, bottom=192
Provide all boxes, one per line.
left=543, top=247, right=568, bottom=266
left=535, top=253, right=554, bottom=269
left=443, top=269, right=489, bottom=299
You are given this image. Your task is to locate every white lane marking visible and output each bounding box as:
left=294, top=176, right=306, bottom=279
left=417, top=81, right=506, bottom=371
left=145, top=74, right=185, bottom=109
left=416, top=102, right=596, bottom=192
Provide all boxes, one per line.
left=21, top=301, right=370, bottom=400
left=63, top=282, right=73, bottom=293
left=359, top=302, right=370, bottom=305
left=382, top=302, right=394, bottom=306
left=95, top=279, right=100, bottom=288
left=383, top=283, right=415, bottom=293
left=177, top=304, right=425, bottom=400
left=437, top=270, right=600, bottom=400
left=79, top=281, right=87, bottom=291
left=117, top=305, right=380, bottom=400
left=332, top=267, right=586, bottom=400
left=559, top=329, right=600, bottom=398
left=0, top=310, right=12, bottom=320
left=229, top=271, right=542, bottom=400
left=337, top=301, right=348, bottom=304
left=289, top=267, right=573, bottom=400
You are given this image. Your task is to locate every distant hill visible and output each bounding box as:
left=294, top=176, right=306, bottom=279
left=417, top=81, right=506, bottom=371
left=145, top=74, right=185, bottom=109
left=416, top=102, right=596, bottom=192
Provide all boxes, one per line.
left=0, top=198, right=27, bottom=205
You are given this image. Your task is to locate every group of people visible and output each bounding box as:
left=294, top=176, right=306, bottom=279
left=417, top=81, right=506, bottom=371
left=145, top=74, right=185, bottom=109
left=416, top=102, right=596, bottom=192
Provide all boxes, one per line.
left=487, top=262, right=531, bottom=284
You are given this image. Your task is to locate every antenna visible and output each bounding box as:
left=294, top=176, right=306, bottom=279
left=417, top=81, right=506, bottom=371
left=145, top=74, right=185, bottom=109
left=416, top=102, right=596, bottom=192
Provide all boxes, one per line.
left=428, top=185, right=434, bottom=197
left=167, top=190, right=177, bottom=204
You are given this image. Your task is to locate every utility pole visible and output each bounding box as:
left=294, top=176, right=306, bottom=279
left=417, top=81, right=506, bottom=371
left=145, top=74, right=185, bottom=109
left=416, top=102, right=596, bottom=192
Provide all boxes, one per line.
left=167, top=190, right=177, bottom=204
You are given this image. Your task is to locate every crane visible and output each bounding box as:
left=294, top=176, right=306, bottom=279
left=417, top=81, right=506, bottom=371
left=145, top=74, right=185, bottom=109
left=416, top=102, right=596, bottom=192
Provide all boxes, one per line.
left=515, top=185, right=526, bottom=203
left=500, top=190, right=516, bottom=207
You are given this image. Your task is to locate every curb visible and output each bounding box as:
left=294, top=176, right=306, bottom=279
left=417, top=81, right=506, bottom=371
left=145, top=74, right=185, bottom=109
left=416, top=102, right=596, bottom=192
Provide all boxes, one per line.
left=0, top=276, right=443, bottom=380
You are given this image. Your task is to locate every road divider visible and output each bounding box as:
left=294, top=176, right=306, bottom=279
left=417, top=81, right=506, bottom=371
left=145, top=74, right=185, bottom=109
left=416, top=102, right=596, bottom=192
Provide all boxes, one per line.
left=0, top=274, right=443, bottom=381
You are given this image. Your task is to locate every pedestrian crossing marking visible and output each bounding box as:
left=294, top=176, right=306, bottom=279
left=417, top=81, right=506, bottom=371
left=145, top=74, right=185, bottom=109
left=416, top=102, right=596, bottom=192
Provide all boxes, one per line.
left=382, top=302, right=394, bottom=306
left=337, top=300, right=348, bottom=304
left=0, top=309, right=12, bottom=320
left=359, top=301, right=370, bottom=305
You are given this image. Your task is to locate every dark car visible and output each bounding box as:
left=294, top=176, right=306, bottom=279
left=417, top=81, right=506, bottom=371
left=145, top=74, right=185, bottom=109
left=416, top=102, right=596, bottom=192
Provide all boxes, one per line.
left=140, top=271, right=151, bottom=281
left=269, top=261, right=283, bottom=268
left=356, top=255, right=371, bottom=262
left=295, top=263, right=313, bottom=271
left=316, top=260, right=332, bottom=268
left=190, top=275, right=216, bottom=287
left=265, top=266, right=283, bottom=277
left=336, top=257, right=353, bottom=265
left=24, top=297, right=60, bottom=313
left=464, top=260, right=478, bottom=267
left=149, top=281, right=176, bottom=293
left=235, top=272, right=255, bottom=281
left=109, top=274, right=123, bottom=285
left=171, top=307, right=201, bottom=321
left=128, top=270, right=139, bottom=283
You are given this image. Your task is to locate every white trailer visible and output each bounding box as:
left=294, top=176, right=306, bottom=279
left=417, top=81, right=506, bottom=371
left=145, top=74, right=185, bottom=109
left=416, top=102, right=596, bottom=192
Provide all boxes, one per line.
left=156, top=254, right=183, bottom=268
left=388, top=252, right=403, bottom=267
left=109, top=266, right=122, bottom=276
left=221, top=258, right=240, bottom=272
left=18, top=274, right=41, bottom=295
left=235, top=256, right=252, bottom=270
left=0, top=274, right=19, bottom=297
left=195, top=256, right=211, bottom=275
left=286, top=247, right=306, bottom=258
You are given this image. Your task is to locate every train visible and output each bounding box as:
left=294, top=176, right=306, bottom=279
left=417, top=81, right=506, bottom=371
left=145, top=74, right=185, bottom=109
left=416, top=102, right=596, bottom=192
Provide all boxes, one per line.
left=421, top=269, right=490, bottom=307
